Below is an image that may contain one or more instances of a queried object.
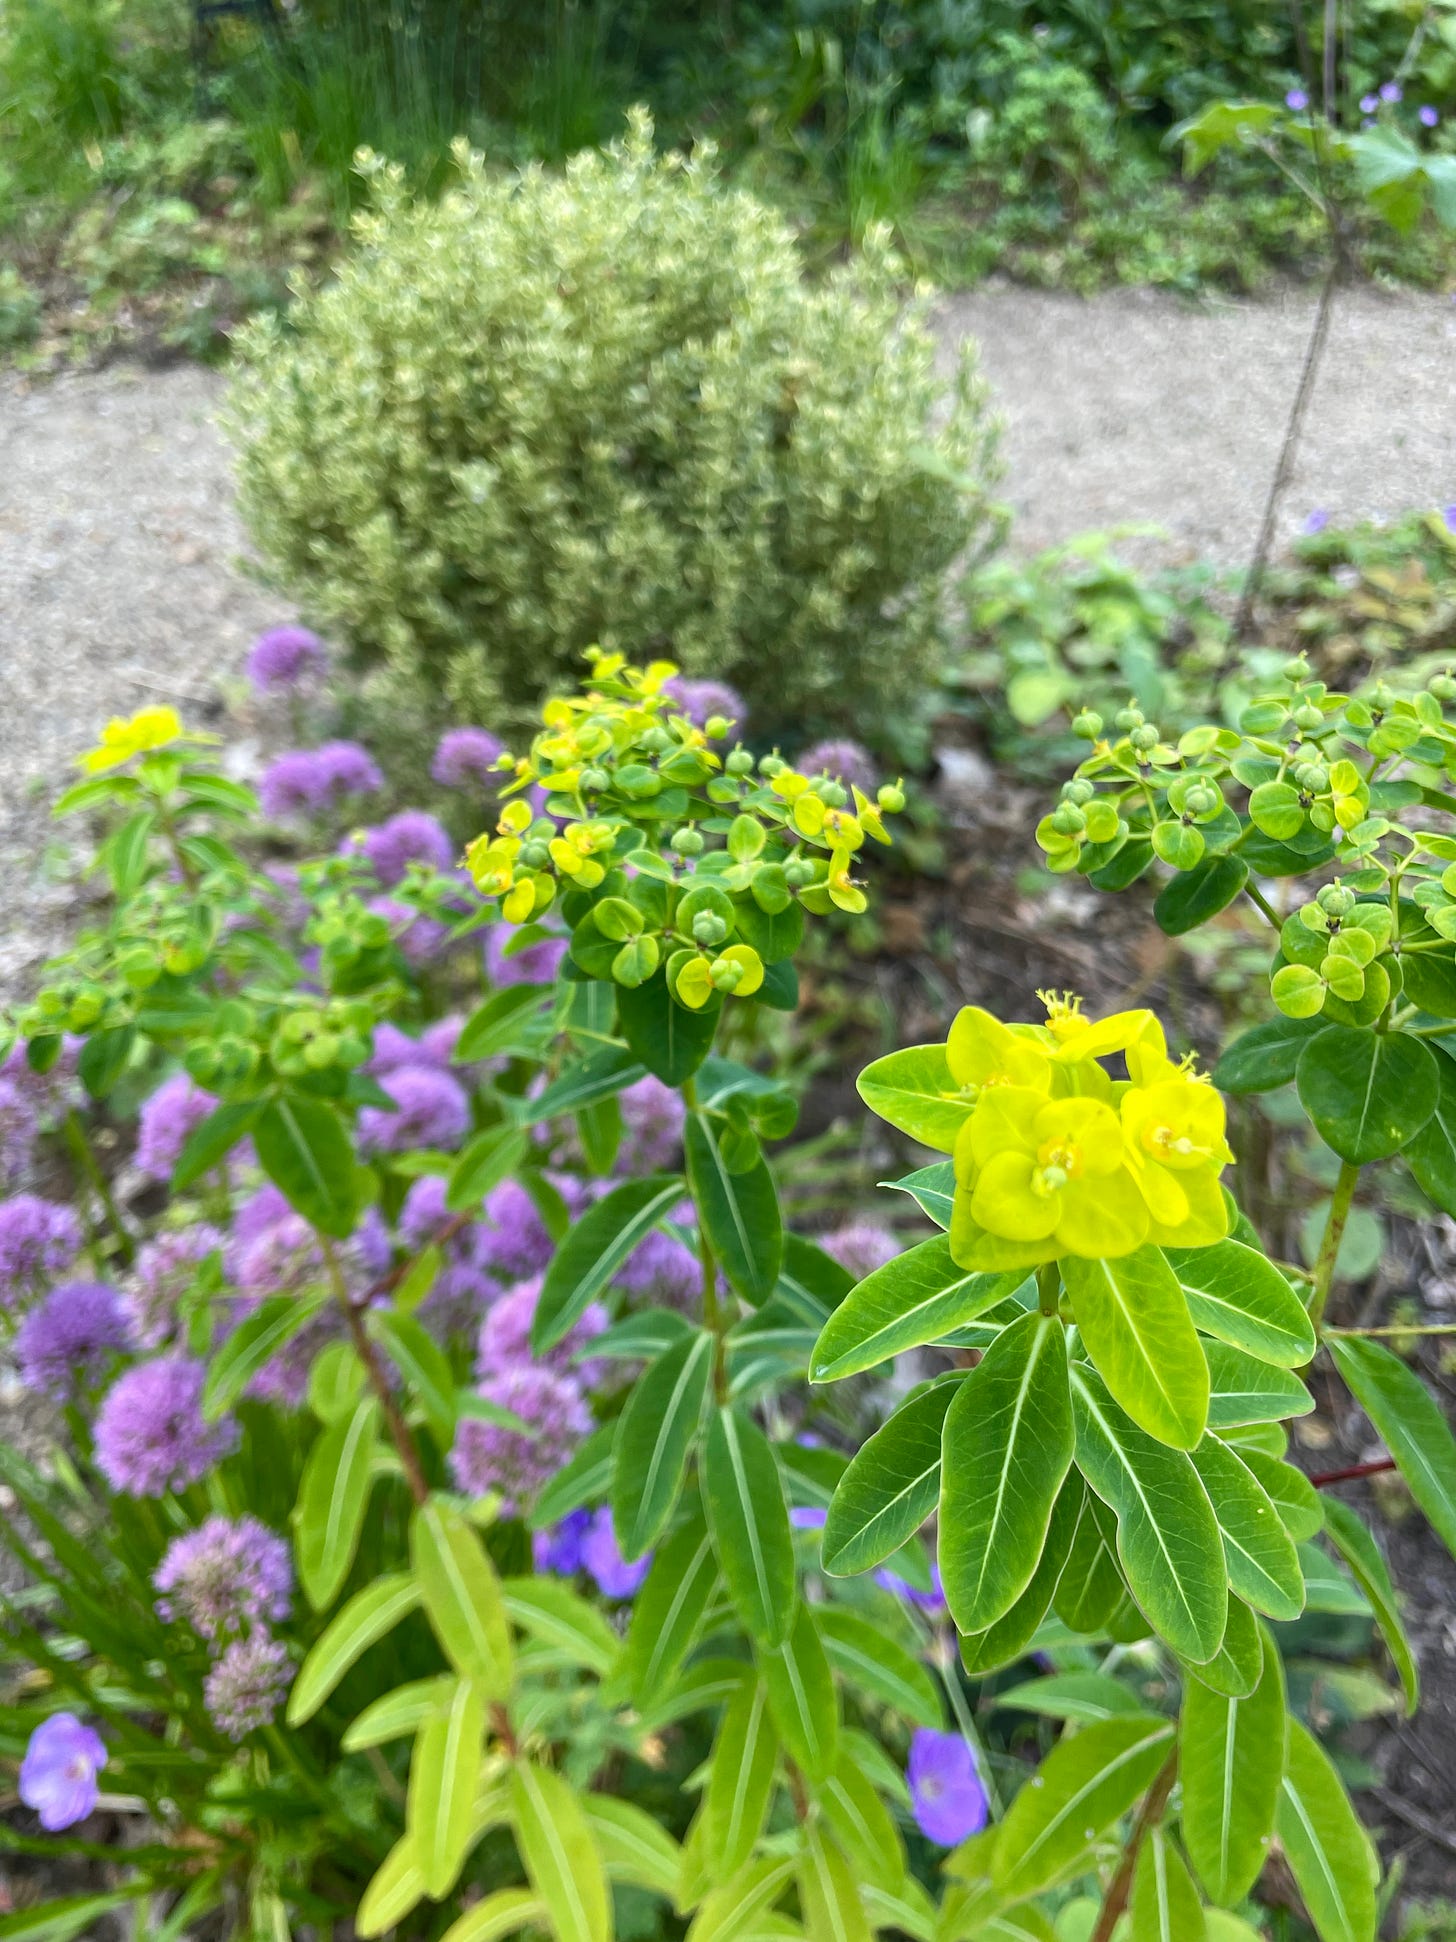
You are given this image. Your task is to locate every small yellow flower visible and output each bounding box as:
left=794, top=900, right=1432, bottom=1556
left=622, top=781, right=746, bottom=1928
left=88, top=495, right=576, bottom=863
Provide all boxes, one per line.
left=79, top=706, right=187, bottom=774
left=1120, top=1075, right=1231, bottom=1247
left=945, top=1006, right=1052, bottom=1097
left=954, top=1089, right=1149, bottom=1267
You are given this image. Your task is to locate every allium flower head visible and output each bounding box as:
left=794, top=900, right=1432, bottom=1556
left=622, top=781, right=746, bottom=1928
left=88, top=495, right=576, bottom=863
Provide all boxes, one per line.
left=908, top=1730, right=988, bottom=1845
left=19, top=1715, right=107, bottom=1831
left=485, top=924, right=567, bottom=988
left=797, top=738, right=877, bottom=796
left=126, top=1226, right=224, bottom=1348
left=246, top=626, right=326, bottom=693
left=616, top=1076, right=686, bottom=1174
left=346, top=810, right=455, bottom=888
left=15, top=1281, right=130, bottom=1400
left=662, top=677, right=745, bottom=730
left=0, top=1078, right=39, bottom=1190
left=448, top=1364, right=591, bottom=1513
left=475, top=1276, right=607, bottom=1382
left=614, top=1226, right=702, bottom=1313
left=359, top=1063, right=471, bottom=1153
left=259, top=742, right=383, bottom=820
left=368, top=896, right=450, bottom=967
left=470, top=1179, right=554, bottom=1281
left=433, top=727, right=506, bottom=789
left=93, top=1357, right=239, bottom=1497
left=1360, top=92, right=1379, bottom=112
left=136, top=1072, right=214, bottom=1181
left=0, top=1195, right=83, bottom=1309
left=205, top=1636, right=291, bottom=1741
left=822, top=1221, right=900, bottom=1281
left=582, top=1506, right=651, bottom=1598
left=154, top=1515, right=293, bottom=1642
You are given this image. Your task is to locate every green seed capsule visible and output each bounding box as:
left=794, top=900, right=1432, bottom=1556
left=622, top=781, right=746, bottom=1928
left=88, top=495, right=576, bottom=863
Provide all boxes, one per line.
left=1072, top=710, right=1104, bottom=740
left=725, top=749, right=755, bottom=776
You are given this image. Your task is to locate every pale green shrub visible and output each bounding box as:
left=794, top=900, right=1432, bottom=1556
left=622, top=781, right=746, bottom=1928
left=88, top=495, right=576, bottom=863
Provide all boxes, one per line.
left=228, top=111, right=1001, bottom=734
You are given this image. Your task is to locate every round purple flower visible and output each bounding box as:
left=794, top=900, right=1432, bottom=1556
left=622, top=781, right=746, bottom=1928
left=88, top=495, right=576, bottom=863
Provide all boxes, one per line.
left=582, top=1506, right=651, bottom=1598
left=470, top=1179, right=555, bottom=1281
left=205, top=1636, right=292, bottom=1741
left=662, top=677, right=745, bottom=730
left=0, top=1077, right=39, bottom=1190
left=259, top=742, right=383, bottom=821
left=534, top=1507, right=593, bottom=1575
left=614, top=1226, right=702, bottom=1313
left=1301, top=508, right=1330, bottom=537
left=19, top=1715, right=107, bottom=1831
left=346, top=810, right=455, bottom=888
left=246, top=626, right=326, bottom=693
left=908, top=1730, right=988, bottom=1846
left=475, top=1276, right=606, bottom=1382
left=448, top=1365, right=592, bottom=1513
left=15, top=1281, right=130, bottom=1400
left=1420, top=104, right=1440, bottom=127
left=136, top=1072, right=215, bottom=1181
left=2, top=1037, right=82, bottom=1123
left=616, top=1076, right=686, bottom=1175
left=433, top=727, right=506, bottom=789
left=358, top=1064, right=471, bottom=1155
left=93, top=1356, right=239, bottom=1497
left=125, top=1225, right=224, bottom=1349
left=368, top=895, right=451, bottom=967
left=154, top=1515, right=293, bottom=1642
left=1285, top=87, right=1309, bottom=111
left=821, top=1222, right=900, bottom=1282
left=484, top=924, right=567, bottom=988
left=1360, top=92, right=1379, bottom=113
left=1380, top=80, right=1403, bottom=104
left=0, top=1194, right=83, bottom=1310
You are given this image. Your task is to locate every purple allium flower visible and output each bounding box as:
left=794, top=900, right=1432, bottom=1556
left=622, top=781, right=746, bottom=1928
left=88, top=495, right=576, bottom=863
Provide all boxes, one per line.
left=421, top=1260, right=498, bottom=1340
left=448, top=1365, right=592, bottom=1513
left=0, top=1195, right=83, bottom=1310
left=369, top=896, right=450, bottom=968
left=154, top=1515, right=292, bottom=1642
left=614, top=1226, right=702, bottom=1313
left=420, top=1015, right=467, bottom=1068
left=2, top=1037, right=82, bottom=1123
left=534, top=1507, right=593, bottom=1575
left=433, top=727, right=506, bottom=789
left=1420, top=104, right=1440, bottom=127
left=358, top=1064, right=471, bottom=1155
left=246, top=626, right=326, bottom=693
left=356, top=1206, right=393, bottom=1279
left=908, top=1730, right=988, bottom=1846
left=232, top=1207, right=322, bottom=1300
left=821, top=1222, right=900, bottom=1282
left=582, top=1506, right=651, bottom=1598
left=1380, top=80, right=1403, bottom=103
left=1285, top=87, right=1309, bottom=110
left=616, top=1076, right=686, bottom=1175
left=346, top=811, right=455, bottom=888
left=475, top=1277, right=607, bottom=1382
left=875, top=1562, right=947, bottom=1615
left=18, top=1715, right=107, bottom=1831
left=471, top=1179, right=555, bottom=1281
left=662, top=677, right=745, bottom=730
left=397, top=1174, right=453, bottom=1249
left=797, top=739, right=877, bottom=797
left=136, top=1073, right=215, bottom=1181
left=15, top=1281, right=129, bottom=1400
left=205, top=1636, right=291, bottom=1741
left=484, top=924, right=567, bottom=988
left=259, top=742, right=383, bottom=821
left=1360, top=92, right=1379, bottom=113
left=1301, top=508, right=1330, bottom=536
left=93, top=1357, right=239, bottom=1497
left=0, top=1078, right=39, bottom=1190
left=125, top=1225, right=224, bottom=1349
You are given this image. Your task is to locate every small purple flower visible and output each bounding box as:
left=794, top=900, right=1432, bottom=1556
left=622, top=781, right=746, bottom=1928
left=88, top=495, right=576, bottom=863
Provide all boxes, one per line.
left=125, top=1226, right=224, bottom=1348
left=821, top=1222, right=900, bottom=1281
left=346, top=811, right=455, bottom=888
left=796, top=739, right=877, bottom=797
left=358, top=1064, right=471, bottom=1154
left=15, top=1282, right=130, bottom=1400
left=135, top=1072, right=214, bottom=1181
left=476, top=1277, right=606, bottom=1382
left=246, top=626, right=326, bottom=693
left=18, top=1715, right=107, bottom=1831
left=875, top=1562, right=947, bottom=1615
left=259, top=742, right=383, bottom=821
left=534, top=1507, right=593, bottom=1575
left=582, top=1506, right=651, bottom=1598
left=1443, top=504, right=1456, bottom=534
left=614, top=1226, right=702, bottom=1312
left=93, top=1357, right=239, bottom=1497
left=1380, top=80, right=1403, bottom=104
left=484, top=924, right=567, bottom=988
left=154, top=1515, right=293, bottom=1642
left=0, top=1078, right=39, bottom=1190
left=908, top=1730, right=988, bottom=1846
left=1301, top=508, right=1330, bottom=536
left=663, top=677, right=745, bottom=730
left=790, top=1505, right=829, bottom=1530
left=205, top=1636, right=291, bottom=1741
left=1360, top=92, right=1379, bottom=113
left=614, top=1076, right=686, bottom=1175
left=470, top=1179, right=555, bottom=1281
left=0, top=1195, right=83, bottom=1310
left=1420, top=104, right=1440, bottom=127
left=1285, top=87, right=1309, bottom=111
left=433, top=727, right=506, bottom=789
left=448, top=1364, right=592, bottom=1513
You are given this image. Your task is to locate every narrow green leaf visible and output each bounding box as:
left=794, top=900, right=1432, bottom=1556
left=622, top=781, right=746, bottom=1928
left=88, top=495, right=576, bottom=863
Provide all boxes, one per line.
left=204, top=1290, right=329, bottom=1420
left=856, top=1044, right=973, bottom=1153
left=342, top=1675, right=455, bottom=1751
left=958, top=1476, right=1081, bottom=1675
left=611, top=1332, right=714, bottom=1559
left=1238, top=1446, right=1323, bottom=1541
left=529, top=1421, right=616, bottom=1527
left=440, top=1888, right=551, bottom=1942
left=882, top=1162, right=955, bottom=1230
left=288, top=1571, right=422, bottom=1724
left=703, top=1406, right=796, bottom=1645
left=411, top=1496, right=513, bottom=1695
left=1176, top=1593, right=1264, bottom=1700
left=810, top=1238, right=1021, bottom=1382
left=995, top=1672, right=1147, bottom=1724
left=821, top=1379, right=957, bottom=1576
left=447, top=1124, right=529, bottom=1214
left=511, top=1762, right=612, bottom=1942
left=255, top=1092, right=359, bottom=1239
left=582, top=1795, right=682, bottom=1898
left=502, top=1576, right=619, bottom=1675
left=1130, top=1826, right=1206, bottom=1942
left=1190, top=1436, right=1305, bottom=1622
left=1182, top=1624, right=1286, bottom=1905
left=1167, top=1239, right=1316, bottom=1368
left=1064, top=1248, right=1208, bottom=1449
left=1327, top=1333, right=1456, bottom=1562
left=173, top=1098, right=266, bottom=1190
left=295, top=1397, right=378, bottom=1610
left=686, top=1112, right=782, bottom=1304
left=0, top=1894, right=145, bottom=1942
left=1205, top=1342, right=1314, bottom=1429
left=817, top=1608, right=942, bottom=1728
left=820, top=1753, right=904, bottom=1894
left=684, top=1856, right=795, bottom=1942
left=408, top=1677, right=487, bottom=1898
left=526, top=1044, right=646, bottom=1122
left=1052, top=1488, right=1125, bottom=1635
left=992, top=1714, right=1175, bottom=1899
left=618, top=1511, right=719, bottom=1706
left=534, top=1175, right=685, bottom=1351
left=705, top=1674, right=780, bottom=1876
left=1275, top=1719, right=1379, bottom=1942
left=1320, top=1496, right=1419, bottom=1714
left=757, top=1602, right=839, bottom=1783
left=798, top=1822, right=872, bottom=1942
left=369, top=1308, right=458, bottom=1451
left=456, top=985, right=554, bottom=1061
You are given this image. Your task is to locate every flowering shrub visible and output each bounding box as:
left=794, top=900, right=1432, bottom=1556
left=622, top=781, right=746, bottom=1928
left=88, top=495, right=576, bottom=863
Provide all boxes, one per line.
left=227, top=112, right=1001, bottom=738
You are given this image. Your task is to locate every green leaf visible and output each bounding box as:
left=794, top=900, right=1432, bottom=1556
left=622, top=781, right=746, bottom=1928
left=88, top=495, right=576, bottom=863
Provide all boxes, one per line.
left=1154, top=855, right=1247, bottom=937
left=940, top=1311, right=1074, bottom=1632
left=1326, top=1334, right=1456, bottom=1562
left=288, top=1571, right=422, bottom=1725
left=705, top=1673, right=780, bottom=1875
left=856, top=1044, right=972, bottom=1153
left=817, top=1608, right=941, bottom=1728
left=511, top=1762, right=612, bottom=1942
left=1295, top=1025, right=1438, bottom=1163
left=173, top=1098, right=266, bottom=1189
left=1238, top=1446, right=1323, bottom=1542
left=686, top=1112, right=782, bottom=1304
left=0, top=1896, right=145, bottom=1942
left=204, top=1289, right=329, bottom=1420
left=1181, top=1620, right=1285, bottom=1904
left=1190, top=1437, right=1304, bottom=1622
left=447, top=1124, right=529, bottom=1214
left=1071, top=1367, right=1227, bottom=1662
left=685, top=1857, right=796, bottom=1942
left=1064, top=1248, right=1209, bottom=1449
left=77, top=1025, right=135, bottom=1099
left=992, top=1714, right=1175, bottom=1899
left=618, top=1511, right=719, bottom=1706
left=996, top=1671, right=1146, bottom=1724
left=456, top=985, right=554, bottom=1061
left=703, top=1406, right=796, bottom=1645
left=617, top=975, right=720, bottom=1084
left=1206, top=1342, right=1313, bottom=1428
left=526, top=1045, right=646, bottom=1122
left=757, top=1602, right=839, bottom=1782
left=255, top=1092, right=360, bottom=1240
left=502, top=1576, right=620, bottom=1674
left=1211, top=1016, right=1325, bottom=1093
left=440, top=1889, right=551, bottom=1942
left=582, top=1795, right=682, bottom=1898
left=1404, top=1044, right=1456, bottom=1216
left=408, top=1677, right=486, bottom=1898
left=810, top=1239, right=1021, bottom=1383
left=820, top=1752, right=904, bottom=1894
left=533, top=1174, right=685, bottom=1351
left=798, top=1823, right=872, bottom=1942
left=1167, top=1240, right=1315, bottom=1368
left=1320, top=1496, right=1418, bottom=1714
left=882, top=1161, right=955, bottom=1229
left=411, top=1496, right=513, bottom=1695
left=821, top=1379, right=957, bottom=1576
left=106, top=807, right=157, bottom=896
left=530, top=1422, right=616, bottom=1526
left=1130, top=1826, right=1206, bottom=1942
left=611, top=1332, right=715, bottom=1559
left=342, top=1675, right=455, bottom=1750
left=1052, top=1488, right=1126, bottom=1634
left=1177, top=1593, right=1264, bottom=1700
left=958, top=1476, right=1081, bottom=1675
left=368, top=1309, right=458, bottom=1451
left=1275, top=1719, right=1379, bottom=1942
left=1299, top=1544, right=1371, bottom=1617
left=295, top=1396, right=378, bottom=1609
left=356, top=1833, right=427, bottom=1938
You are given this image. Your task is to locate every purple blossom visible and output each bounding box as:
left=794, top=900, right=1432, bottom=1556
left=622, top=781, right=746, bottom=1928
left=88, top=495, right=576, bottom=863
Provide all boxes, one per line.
left=663, top=677, right=745, bottom=730
left=93, top=1357, right=239, bottom=1497
left=821, top=1222, right=900, bottom=1282
left=1285, top=87, right=1309, bottom=111
left=582, top=1507, right=651, bottom=1598
left=154, top=1515, right=293, bottom=1642
left=614, top=1226, right=702, bottom=1313
left=246, top=626, right=326, bottom=693
left=0, top=1195, right=83, bottom=1310
left=15, top=1282, right=130, bottom=1400
left=476, top=1276, right=607, bottom=1383
left=136, top=1073, right=215, bottom=1181
left=1420, top=104, right=1440, bottom=126
left=908, top=1730, right=988, bottom=1846
left=420, top=1016, right=467, bottom=1067
left=448, top=1365, right=592, bottom=1513
left=1360, top=92, right=1379, bottom=113
left=1301, top=508, right=1330, bottom=536
left=398, top=1173, right=453, bottom=1248
left=484, top=924, right=567, bottom=988
left=125, top=1225, right=224, bottom=1348
left=421, top=1260, right=499, bottom=1339
left=232, top=1206, right=323, bottom=1300
left=18, top=1715, right=107, bottom=1831
left=1380, top=80, right=1403, bottom=103
left=797, top=739, right=876, bottom=795
left=205, top=1636, right=291, bottom=1741
left=358, top=1064, right=471, bottom=1154
left=534, top=1508, right=593, bottom=1575
left=1443, top=504, right=1456, bottom=534
left=346, top=811, right=455, bottom=888
left=790, top=1505, right=829, bottom=1530
left=259, top=742, right=383, bottom=820
left=616, top=1076, right=686, bottom=1174
left=433, top=727, right=506, bottom=789
left=369, top=896, right=450, bottom=967
left=875, top=1562, right=947, bottom=1615
left=471, top=1179, right=555, bottom=1281
left=0, top=1078, right=39, bottom=1190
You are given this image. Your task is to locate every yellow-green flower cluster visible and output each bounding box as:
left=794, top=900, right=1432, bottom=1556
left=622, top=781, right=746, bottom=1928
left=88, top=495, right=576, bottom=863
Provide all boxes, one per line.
left=949, top=995, right=1233, bottom=1270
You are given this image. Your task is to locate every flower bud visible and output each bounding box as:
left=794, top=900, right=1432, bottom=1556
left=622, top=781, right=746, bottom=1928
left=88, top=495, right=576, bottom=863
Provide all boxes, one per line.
left=1281, top=656, right=1311, bottom=684
left=578, top=766, right=610, bottom=792
left=1072, top=709, right=1104, bottom=740
left=709, top=956, right=744, bottom=991
left=1115, top=706, right=1144, bottom=732
left=783, top=859, right=811, bottom=887
left=670, top=827, right=705, bottom=856
left=1293, top=704, right=1324, bottom=731
left=758, top=754, right=786, bottom=777
left=1318, top=880, right=1356, bottom=917
left=725, top=748, right=755, bottom=775
left=1063, top=779, right=1095, bottom=806
left=1130, top=723, right=1159, bottom=753
left=819, top=780, right=848, bottom=808
left=877, top=782, right=906, bottom=812
left=704, top=714, right=731, bottom=740
left=521, top=841, right=552, bottom=868
left=1430, top=671, right=1456, bottom=702
left=639, top=726, right=672, bottom=754
left=1051, top=801, right=1086, bottom=836
left=692, top=911, right=728, bottom=946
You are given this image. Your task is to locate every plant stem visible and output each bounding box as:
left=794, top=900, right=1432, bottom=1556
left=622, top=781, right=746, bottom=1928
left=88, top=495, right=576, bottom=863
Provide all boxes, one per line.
left=63, top=1108, right=136, bottom=1267
left=683, top=1076, right=729, bottom=1395
left=1242, top=881, right=1283, bottom=932
left=932, top=1632, right=1003, bottom=1819
left=1308, top=1456, right=1396, bottom=1488
left=1327, top=1322, right=1456, bottom=1337
left=1036, top=1262, right=1061, bottom=1318
left=320, top=1240, right=431, bottom=1508
left=1089, top=1749, right=1179, bottom=1942
left=1307, top=1159, right=1360, bottom=1332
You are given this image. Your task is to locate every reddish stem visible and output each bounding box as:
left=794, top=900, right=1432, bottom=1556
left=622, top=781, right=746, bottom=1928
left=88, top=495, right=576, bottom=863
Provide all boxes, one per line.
left=1308, top=1457, right=1397, bottom=1489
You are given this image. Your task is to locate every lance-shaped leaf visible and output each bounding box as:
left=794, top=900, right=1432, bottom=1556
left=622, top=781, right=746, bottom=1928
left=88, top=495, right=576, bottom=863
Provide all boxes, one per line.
left=254, top=1091, right=360, bottom=1239
left=684, top=1856, right=795, bottom=1942
left=817, top=1609, right=941, bottom=1728
left=1071, top=1367, right=1227, bottom=1663
left=502, top=1577, right=620, bottom=1676
left=343, top=1676, right=455, bottom=1751
left=1176, top=1594, right=1263, bottom=1700
left=1320, top=1496, right=1419, bottom=1714
left=958, top=1476, right=1080, bottom=1676
left=411, top=1496, right=513, bottom=1695
left=703, top=1406, right=796, bottom=1645
left=289, top=1571, right=422, bottom=1725
left=582, top=1795, right=683, bottom=1899
left=705, top=1673, right=780, bottom=1876
left=439, top=1889, right=550, bottom=1942
left=798, top=1823, right=872, bottom=1942
left=369, top=1309, right=458, bottom=1452
left=511, top=1762, right=613, bottom=1942
left=856, top=1043, right=973, bottom=1152
left=810, top=1238, right=1022, bottom=1383
left=820, top=1752, right=905, bottom=1894
left=686, top=1112, right=782, bottom=1305
left=618, top=1512, right=719, bottom=1706
left=1130, top=1827, right=1206, bottom=1942
left=996, top=1671, right=1147, bottom=1724
left=525, top=1044, right=646, bottom=1122
left=447, top=1124, right=529, bottom=1214
left=940, top=1311, right=1074, bottom=1633
left=1190, top=1436, right=1304, bottom=1622
left=882, top=1162, right=955, bottom=1230
left=757, top=1602, right=839, bottom=1783
left=1205, top=1343, right=1313, bottom=1429
left=992, top=1714, right=1175, bottom=1900
left=611, top=1332, right=715, bottom=1559
left=1063, top=1248, right=1208, bottom=1449
left=357, top=1833, right=427, bottom=1938
left=821, top=1378, right=958, bottom=1577
left=1182, top=1624, right=1286, bottom=1905
left=295, top=1396, right=378, bottom=1610
left=408, top=1677, right=487, bottom=1898
left=1327, top=1333, right=1456, bottom=1562
left=1238, top=1446, right=1323, bottom=1542
left=204, top=1289, right=330, bottom=1420
left=1052, top=1488, right=1125, bottom=1634
left=174, top=1099, right=266, bottom=1190
left=534, top=1175, right=685, bottom=1352
left=1275, top=1719, right=1379, bottom=1942
left=1166, top=1240, right=1315, bottom=1368
left=455, top=984, right=554, bottom=1062
left=530, top=1422, right=615, bottom=1528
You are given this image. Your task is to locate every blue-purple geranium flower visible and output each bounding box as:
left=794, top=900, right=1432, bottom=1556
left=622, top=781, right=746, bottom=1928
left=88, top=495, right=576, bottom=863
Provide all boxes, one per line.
left=19, top=1715, right=107, bottom=1830
left=908, top=1729, right=989, bottom=1845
